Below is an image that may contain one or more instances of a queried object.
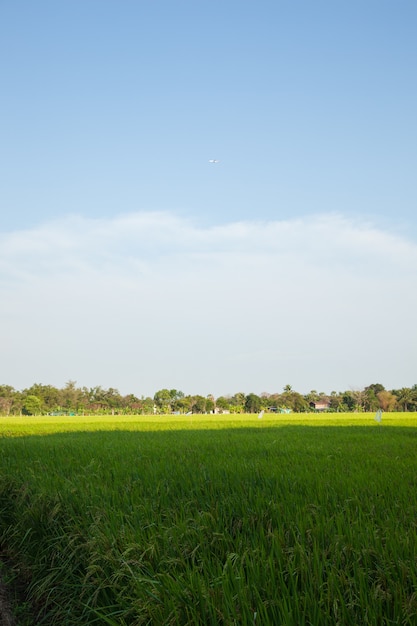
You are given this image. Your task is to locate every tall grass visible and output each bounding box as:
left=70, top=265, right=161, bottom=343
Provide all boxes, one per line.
left=0, top=415, right=416, bottom=624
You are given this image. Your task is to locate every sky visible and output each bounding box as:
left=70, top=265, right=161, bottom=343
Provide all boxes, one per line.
left=1, top=1, right=416, bottom=397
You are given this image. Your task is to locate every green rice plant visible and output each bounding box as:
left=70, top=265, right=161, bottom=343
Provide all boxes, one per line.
left=0, top=416, right=416, bottom=624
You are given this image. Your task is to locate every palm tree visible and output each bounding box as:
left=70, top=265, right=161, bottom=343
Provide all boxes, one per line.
left=395, top=387, right=415, bottom=412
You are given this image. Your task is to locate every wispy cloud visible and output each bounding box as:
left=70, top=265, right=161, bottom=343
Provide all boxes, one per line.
left=1, top=212, right=416, bottom=396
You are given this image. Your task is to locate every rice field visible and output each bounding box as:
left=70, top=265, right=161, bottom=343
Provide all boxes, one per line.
left=0, top=413, right=417, bottom=625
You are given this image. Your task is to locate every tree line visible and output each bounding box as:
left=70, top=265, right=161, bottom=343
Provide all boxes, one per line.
left=0, top=381, right=416, bottom=416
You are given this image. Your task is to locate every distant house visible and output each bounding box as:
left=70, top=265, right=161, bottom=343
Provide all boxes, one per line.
left=309, top=399, right=330, bottom=411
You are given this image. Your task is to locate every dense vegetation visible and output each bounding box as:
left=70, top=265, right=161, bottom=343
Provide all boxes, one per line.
left=1, top=381, right=417, bottom=416
left=0, top=414, right=416, bottom=624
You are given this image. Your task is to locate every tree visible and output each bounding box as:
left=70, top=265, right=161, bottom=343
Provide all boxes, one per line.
left=84, top=386, right=110, bottom=413
left=365, top=383, right=385, bottom=396
left=376, top=390, right=397, bottom=412
left=206, top=395, right=215, bottom=414
left=215, top=396, right=230, bottom=412
left=122, top=395, right=155, bottom=414
left=364, top=383, right=386, bottom=411
left=153, top=389, right=173, bottom=413
left=121, top=393, right=140, bottom=414
left=291, top=392, right=309, bottom=413
left=0, top=397, right=13, bottom=415
left=190, top=395, right=207, bottom=413
left=141, top=396, right=156, bottom=414
left=229, top=392, right=245, bottom=414
left=350, top=389, right=367, bottom=412
left=340, top=391, right=356, bottom=412
left=61, top=381, right=82, bottom=412
left=169, top=390, right=185, bottom=412
left=23, top=383, right=61, bottom=413
left=0, top=385, right=16, bottom=415
left=244, top=393, right=261, bottom=414
left=305, top=390, right=319, bottom=404
left=393, top=387, right=417, bottom=412
left=280, top=386, right=308, bottom=412
left=103, top=388, right=123, bottom=415
left=22, top=395, right=42, bottom=416
left=363, top=389, right=380, bottom=412
left=328, top=391, right=343, bottom=412
left=176, top=395, right=192, bottom=414
left=266, top=393, right=281, bottom=411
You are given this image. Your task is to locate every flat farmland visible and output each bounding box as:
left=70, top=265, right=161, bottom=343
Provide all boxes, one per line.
left=1, top=413, right=416, bottom=624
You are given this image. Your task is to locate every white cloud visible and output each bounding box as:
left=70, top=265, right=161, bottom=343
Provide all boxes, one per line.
left=1, top=211, right=416, bottom=396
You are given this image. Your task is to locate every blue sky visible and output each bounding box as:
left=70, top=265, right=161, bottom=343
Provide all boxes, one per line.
left=1, top=1, right=416, bottom=397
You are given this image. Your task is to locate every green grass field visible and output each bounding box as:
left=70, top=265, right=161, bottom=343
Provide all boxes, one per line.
left=1, top=413, right=417, bottom=624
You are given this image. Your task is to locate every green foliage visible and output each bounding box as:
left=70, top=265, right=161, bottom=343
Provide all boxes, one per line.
left=244, top=393, right=261, bottom=413
left=0, top=415, right=416, bottom=624
left=190, top=395, right=207, bottom=413
left=215, top=396, right=229, bottom=411
left=393, top=387, right=417, bottom=412
left=22, top=395, right=42, bottom=416
left=2, top=381, right=417, bottom=415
